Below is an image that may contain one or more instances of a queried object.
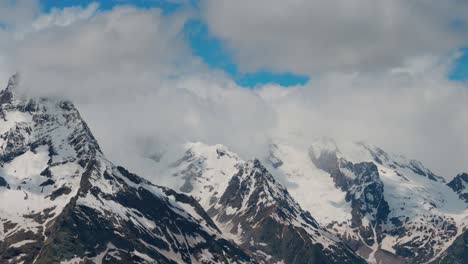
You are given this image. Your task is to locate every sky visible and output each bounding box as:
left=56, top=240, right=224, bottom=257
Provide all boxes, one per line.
left=0, top=0, right=467, bottom=179
left=37, top=0, right=468, bottom=85
left=39, top=0, right=311, bottom=87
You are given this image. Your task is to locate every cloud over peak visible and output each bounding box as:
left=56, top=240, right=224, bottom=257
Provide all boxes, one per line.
left=0, top=1, right=467, bottom=179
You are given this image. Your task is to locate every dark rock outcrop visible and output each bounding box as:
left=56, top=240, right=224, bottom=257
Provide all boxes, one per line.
left=0, top=77, right=254, bottom=264
left=448, top=173, right=468, bottom=203
left=208, top=159, right=366, bottom=264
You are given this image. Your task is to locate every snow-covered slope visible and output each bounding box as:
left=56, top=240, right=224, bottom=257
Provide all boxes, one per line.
left=266, top=137, right=468, bottom=264
left=153, top=138, right=467, bottom=264
left=156, top=143, right=365, bottom=263
left=207, top=159, right=365, bottom=264
left=0, top=75, right=254, bottom=264
left=159, top=142, right=243, bottom=209
left=2, top=72, right=466, bottom=264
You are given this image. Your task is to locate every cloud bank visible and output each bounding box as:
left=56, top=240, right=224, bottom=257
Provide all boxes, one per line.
left=0, top=1, right=467, bottom=179
left=201, top=0, right=468, bottom=74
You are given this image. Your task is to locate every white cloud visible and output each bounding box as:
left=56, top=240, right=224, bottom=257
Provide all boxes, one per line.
left=0, top=3, right=276, bottom=177
left=82, top=75, right=276, bottom=177
left=0, top=0, right=40, bottom=28
left=201, top=0, right=468, bottom=74
left=258, top=57, right=468, bottom=177
left=6, top=4, right=194, bottom=101
left=31, top=3, right=99, bottom=32
left=0, top=2, right=466, bottom=180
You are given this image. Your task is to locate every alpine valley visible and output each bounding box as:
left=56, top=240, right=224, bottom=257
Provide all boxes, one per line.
left=0, top=75, right=466, bottom=264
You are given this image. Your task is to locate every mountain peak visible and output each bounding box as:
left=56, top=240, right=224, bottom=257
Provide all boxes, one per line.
left=0, top=91, right=254, bottom=263
left=162, top=142, right=243, bottom=208
left=0, top=73, right=19, bottom=104
left=448, top=172, right=468, bottom=202
left=7, top=73, right=19, bottom=89
left=243, top=158, right=273, bottom=180
left=268, top=138, right=465, bottom=263
left=208, top=158, right=365, bottom=263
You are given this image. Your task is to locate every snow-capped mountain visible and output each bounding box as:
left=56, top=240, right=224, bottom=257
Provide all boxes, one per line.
left=0, top=76, right=254, bottom=264
left=207, top=159, right=365, bottom=264
left=266, top=138, right=468, bottom=264
left=1, top=74, right=466, bottom=264
left=156, top=143, right=365, bottom=263
left=152, top=138, right=467, bottom=264
left=160, top=142, right=243, bottom=209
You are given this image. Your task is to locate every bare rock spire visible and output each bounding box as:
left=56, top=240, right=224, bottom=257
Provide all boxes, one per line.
left=0, top=73, right=19, bottom=104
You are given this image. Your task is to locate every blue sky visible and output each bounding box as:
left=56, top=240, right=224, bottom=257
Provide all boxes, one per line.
left=450, top=48, right=468, bottom=81
left=183, top=19, right=309, bottom=87
left=38, top=0, right=309, bottom=87
left=40, top=0, right=188, bottom=14
left=39, top=0, right=466, bottom=84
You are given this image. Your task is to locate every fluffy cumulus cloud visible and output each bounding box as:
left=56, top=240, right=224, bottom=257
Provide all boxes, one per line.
left=0, top=1, right=467, bottom=179
left=0, top=0, right=40, bottom=27
left=5, top=4, right=193, bottom=100
left=201, top=0, right=468, bottom=74
left=0, top=1, right=276, bottom=177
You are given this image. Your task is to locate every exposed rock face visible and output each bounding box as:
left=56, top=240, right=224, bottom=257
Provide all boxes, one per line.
left=158, top=143, right=366, bottom=263
left=312, top=149, right=391, bottom=222
left=434, top=172, right=468, bottom=264
left=0, top=77, right=254, bottom=264
left=207, top=159, right=365, bottom=264
left=432, top=228, right=468, bottom=264
left=155, top=139, right=468, bottom=264
left=309, top=146, right=391, bottom=260
left=2, top=74, right=466, bottom=264
left=266, top=138, right=467, bottom=264
left=448, top=173, right=468, bottom=203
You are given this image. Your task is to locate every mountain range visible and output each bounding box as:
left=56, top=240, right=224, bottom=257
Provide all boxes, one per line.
left=0, top=75, right=466, bottom=264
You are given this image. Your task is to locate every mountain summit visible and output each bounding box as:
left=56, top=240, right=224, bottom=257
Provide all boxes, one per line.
left=267, top=138, right=468, bottom=263
left=0, top=77, right=366, bottom=264
left=0, top=78, right=253, bottom=263
left=207, top=159, right=365, bottom=264
left=0, top=77, right=466, bottom=264
left=149, top=138, right=468, bottom=264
